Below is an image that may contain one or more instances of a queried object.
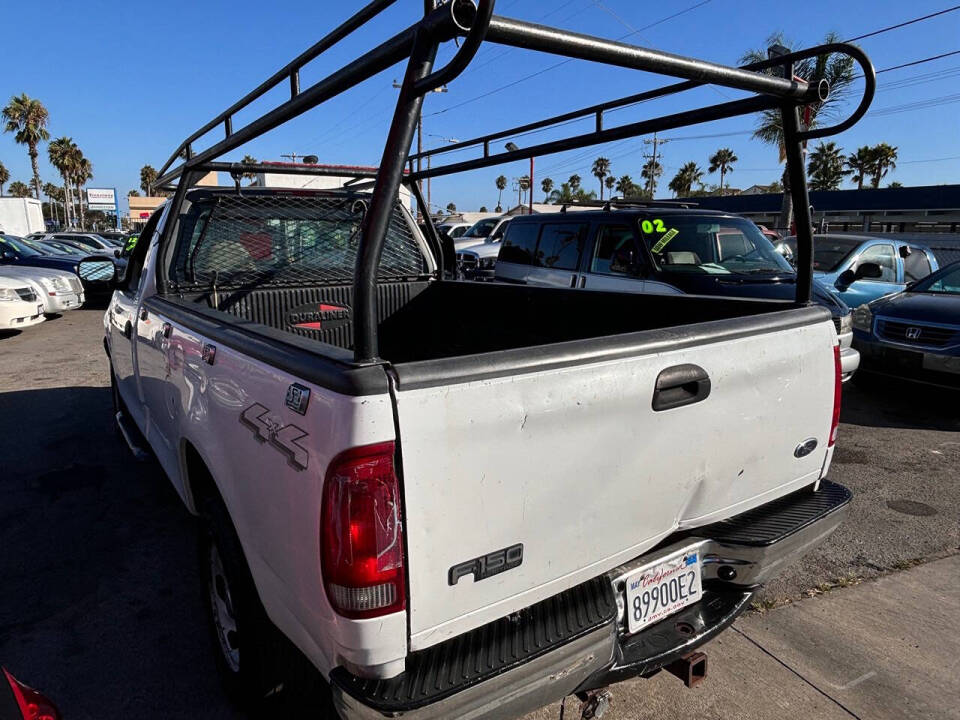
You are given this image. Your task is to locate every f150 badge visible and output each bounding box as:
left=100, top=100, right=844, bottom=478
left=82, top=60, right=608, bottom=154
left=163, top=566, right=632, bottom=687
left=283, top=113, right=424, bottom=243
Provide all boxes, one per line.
left=449, top=544, right=523, bottom=586
left=287, top=302, right=350, bottom=331
left=240, top=403, right=309, bottom=470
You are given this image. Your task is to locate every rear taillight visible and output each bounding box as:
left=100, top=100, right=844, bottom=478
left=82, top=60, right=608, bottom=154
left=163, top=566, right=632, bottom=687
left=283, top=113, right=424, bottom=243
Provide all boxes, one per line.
left=3, top=668, right=61, bottom=720
left=321, top=442, right=405, bottom=618
left=829, top=345, right=842, bottom=446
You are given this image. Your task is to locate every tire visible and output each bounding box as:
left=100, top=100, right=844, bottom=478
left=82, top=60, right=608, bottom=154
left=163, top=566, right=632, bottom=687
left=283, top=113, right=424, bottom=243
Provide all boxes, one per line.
left=199, top=496, right=333, bottom=717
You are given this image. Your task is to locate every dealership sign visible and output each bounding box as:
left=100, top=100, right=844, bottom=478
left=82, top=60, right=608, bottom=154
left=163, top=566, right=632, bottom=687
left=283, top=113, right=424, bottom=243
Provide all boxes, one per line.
left=86, top=187, right=117, bottom=211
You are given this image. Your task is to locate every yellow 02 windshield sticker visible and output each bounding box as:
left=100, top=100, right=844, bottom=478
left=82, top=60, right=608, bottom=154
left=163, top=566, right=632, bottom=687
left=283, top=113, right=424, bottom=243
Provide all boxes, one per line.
left=651, top=227, right=679, bottom=253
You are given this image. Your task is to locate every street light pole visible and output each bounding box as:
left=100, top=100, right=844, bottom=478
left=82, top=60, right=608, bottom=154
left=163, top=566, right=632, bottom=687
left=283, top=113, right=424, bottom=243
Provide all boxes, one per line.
left=394, top=80, right=446, bottom=222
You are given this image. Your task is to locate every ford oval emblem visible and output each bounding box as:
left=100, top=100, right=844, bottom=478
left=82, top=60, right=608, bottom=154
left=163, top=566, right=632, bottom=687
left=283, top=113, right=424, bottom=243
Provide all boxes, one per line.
left=794, top=438, right=818, bottom=458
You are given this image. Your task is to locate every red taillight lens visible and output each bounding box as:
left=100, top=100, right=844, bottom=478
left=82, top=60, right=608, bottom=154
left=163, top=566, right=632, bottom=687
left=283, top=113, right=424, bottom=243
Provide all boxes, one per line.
left=3, top=668, right=61, bottom=720
left=321, top=442, right=405, bottom=618
left=829, top=345, right=842, bottom=446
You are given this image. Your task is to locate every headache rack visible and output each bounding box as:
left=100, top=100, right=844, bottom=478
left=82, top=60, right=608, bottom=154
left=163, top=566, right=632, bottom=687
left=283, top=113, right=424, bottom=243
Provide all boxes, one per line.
left=154, top=0, right=875, bottom=363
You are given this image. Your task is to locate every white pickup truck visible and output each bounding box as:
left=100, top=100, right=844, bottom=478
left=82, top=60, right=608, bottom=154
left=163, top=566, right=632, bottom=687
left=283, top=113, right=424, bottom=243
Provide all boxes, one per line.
left=94, top=182, right=849, bottom=718
left=90, top=2, right=874, bottom=716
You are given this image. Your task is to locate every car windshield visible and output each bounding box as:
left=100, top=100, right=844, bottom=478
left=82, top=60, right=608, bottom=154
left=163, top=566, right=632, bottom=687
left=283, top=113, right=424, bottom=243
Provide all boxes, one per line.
left=911, top=263, right=960, bottom=295
left=812, top=236, right=861, bottom=272
left=61, top=235, right=101, bottom=250
left=17, top=237, right=55, bottom=255
left=45, top=241, right=86, bottom=256
left=462, top=218, right=498, bottom=238
left=640, top=216, right=793, bottom=276
left=1, top=235, right=42, bottom=257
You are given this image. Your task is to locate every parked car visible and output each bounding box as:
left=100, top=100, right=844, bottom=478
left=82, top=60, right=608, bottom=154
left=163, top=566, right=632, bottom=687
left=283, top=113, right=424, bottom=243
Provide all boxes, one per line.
left=0, top=266, right=85, bottom=315
left=98, top=184, right=849, bottom=717
left=494, top=208, right=859, bottom=380
left=0, top=275, right=45, bottom=331
left=453, top=214, right=511, bottom=250
left=455, top=219, right=511, bottom=279
left=784, top=234, right=938, bottom=308
left=1, top=667, right=61, bottom=720
left=436, top=221, right=471, bottom=239
left=32, top=232, right=118, bottom=256
left=0, top=235, right=113, bottom=294
left=852, top=260, right=960, bottom=388
left=36, top=238, right=92, bottom=257
left=97, top=230, right=129, bottom=245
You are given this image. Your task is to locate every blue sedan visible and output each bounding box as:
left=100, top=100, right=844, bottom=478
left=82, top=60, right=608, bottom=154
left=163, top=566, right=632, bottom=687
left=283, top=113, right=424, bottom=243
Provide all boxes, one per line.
left=852, top=261, right=960, bottom=388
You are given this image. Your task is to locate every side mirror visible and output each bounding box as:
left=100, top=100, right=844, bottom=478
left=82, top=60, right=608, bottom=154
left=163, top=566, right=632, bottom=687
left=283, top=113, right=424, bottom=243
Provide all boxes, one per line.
left=77, top=257, right=118, bottom=285
left=114, top=248, right=121, bottom=258
left=836, top=269, right=856, bottom=288
left=855, top=262, right=882, bottom=280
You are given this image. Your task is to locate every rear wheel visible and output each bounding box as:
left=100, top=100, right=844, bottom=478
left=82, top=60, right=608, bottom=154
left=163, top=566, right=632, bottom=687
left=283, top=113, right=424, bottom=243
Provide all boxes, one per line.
left=199, top=496, right=334, bottom=716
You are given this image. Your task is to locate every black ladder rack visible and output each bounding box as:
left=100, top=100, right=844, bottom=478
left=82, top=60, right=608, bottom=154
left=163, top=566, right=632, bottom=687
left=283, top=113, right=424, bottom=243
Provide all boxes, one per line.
left=154, top=0, right=875, bottom=364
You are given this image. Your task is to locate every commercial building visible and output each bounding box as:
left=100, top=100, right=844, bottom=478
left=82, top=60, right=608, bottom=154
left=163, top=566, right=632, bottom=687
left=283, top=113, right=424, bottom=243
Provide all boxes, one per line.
left=676, top=184, right=960, bottom=234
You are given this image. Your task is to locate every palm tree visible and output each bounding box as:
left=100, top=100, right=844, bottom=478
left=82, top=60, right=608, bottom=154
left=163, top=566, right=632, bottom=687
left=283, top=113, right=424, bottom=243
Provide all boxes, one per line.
left=0, top=161, right=8, bottom=195
left=241, top=154, right=258, bottom=184
left=845, top=146, right=874, bottom=190
left=128, top=189, right=141, bottom=197
left=740, top=32, right=856, bottom=227
left=71, top=150, right=93, bottom=231
left=615, top=175, right=637, bottom=197
left=668, top=161, right=704, bottom=197
left=42, top=181, right=61, bottom=226
left=141, top=165, right=159, bottom=195
left=870, top=143, right=898, bottom=188
left=604, top=175, right=615, bottom=197
left=547, top=182, right=576, bottom=204
left=806, top=142, right=848, bottom=191
left=541, top=177, right=554, bottom=202
left=591, top=157, right=611, bottom=200
left=641, top=158, right=664, bottom=196
left=9, top=180, right=31, bottom=197
left=2, top=94, right=50, bottom=200
left=708, top=149, right=737, bottom=195
left=495, top=174, right=507, bottom=211
left=518, top=175, right=531, bottom=206
left=48, top=136, right=76, bottom=227
left=446, top=202, right=457, bottom=213
left=568, top=174, right=581, bottom=192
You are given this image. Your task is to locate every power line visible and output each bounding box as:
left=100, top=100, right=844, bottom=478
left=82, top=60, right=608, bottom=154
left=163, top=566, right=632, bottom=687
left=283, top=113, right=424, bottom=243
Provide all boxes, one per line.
left=426, top=0, right=712, bottom=117
left=842, top=5, right=960, bottom=43
left=875, top=49, right=960, bottom=73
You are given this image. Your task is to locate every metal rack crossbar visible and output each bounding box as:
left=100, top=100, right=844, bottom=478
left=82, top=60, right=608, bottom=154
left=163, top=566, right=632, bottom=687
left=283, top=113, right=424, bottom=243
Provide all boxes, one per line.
left=155, top=0, right=876, bottom=363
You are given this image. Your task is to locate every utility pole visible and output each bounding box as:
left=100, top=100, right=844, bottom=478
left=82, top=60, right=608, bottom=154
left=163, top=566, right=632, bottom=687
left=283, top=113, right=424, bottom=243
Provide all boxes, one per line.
left=642, top=132, right=669, bottom=198
left=280, top=152, right=302, bottom=163
left=394, top=81, right=447, bottom=222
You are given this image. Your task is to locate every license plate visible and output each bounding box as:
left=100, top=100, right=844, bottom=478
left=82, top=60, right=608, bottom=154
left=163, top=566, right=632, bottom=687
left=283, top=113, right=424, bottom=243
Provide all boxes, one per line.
left=37, top=305, right=44, bottom=316
left=625, top=548, right=702, bottom=635
left=923, top=353, right=960, bottom=374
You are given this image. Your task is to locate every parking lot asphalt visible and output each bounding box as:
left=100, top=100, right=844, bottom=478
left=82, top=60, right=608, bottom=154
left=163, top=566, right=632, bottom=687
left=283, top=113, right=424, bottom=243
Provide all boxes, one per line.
left=1, top=305, right=957, bottom=718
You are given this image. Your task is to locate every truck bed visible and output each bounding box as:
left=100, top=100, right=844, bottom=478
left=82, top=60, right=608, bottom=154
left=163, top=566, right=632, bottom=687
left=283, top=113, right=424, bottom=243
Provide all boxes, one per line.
left=180, top=278, right=796, bottom=365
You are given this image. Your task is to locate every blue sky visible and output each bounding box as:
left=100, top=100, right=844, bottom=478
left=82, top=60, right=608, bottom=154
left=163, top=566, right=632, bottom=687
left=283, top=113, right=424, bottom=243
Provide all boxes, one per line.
left=2, top=0, right=958, bottom=215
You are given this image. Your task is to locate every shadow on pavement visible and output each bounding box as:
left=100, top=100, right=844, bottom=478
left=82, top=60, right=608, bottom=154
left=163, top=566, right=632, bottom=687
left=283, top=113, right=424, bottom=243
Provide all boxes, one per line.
left=0, top=386, right=237, bottom=719
left=841, top=376, right=960, bottom=432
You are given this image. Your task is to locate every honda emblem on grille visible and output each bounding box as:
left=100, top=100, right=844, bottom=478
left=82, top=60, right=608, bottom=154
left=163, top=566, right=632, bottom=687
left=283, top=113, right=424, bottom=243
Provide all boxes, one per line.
left=905, top=327, right=922, bottom=340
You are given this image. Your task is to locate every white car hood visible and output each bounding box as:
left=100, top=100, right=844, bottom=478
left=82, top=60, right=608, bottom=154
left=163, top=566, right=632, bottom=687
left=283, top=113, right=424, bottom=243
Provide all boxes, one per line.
left=0, top=266, right=74, bottom=283
left=457, top=239, right=501, bottom=258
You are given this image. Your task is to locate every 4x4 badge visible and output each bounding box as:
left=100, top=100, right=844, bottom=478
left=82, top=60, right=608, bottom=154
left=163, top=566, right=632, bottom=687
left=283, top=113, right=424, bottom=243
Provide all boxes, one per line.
left=240, top=403, right=309, bottom=470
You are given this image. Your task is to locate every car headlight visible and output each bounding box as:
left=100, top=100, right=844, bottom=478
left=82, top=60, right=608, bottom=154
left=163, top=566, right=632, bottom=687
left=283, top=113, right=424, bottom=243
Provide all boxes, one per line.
left=479, top=257, right=497, bottom=269
left=852, top=304, right=872, bottom=332
left=0, top=288, right=19, bottom=302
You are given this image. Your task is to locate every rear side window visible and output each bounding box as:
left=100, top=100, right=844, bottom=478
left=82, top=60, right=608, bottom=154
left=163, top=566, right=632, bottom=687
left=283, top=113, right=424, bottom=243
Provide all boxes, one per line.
left=903, top=248, right=932, bottom=283
left=168, top=193, right=426, bottom=288
left=499, top=222, right=539, bottom=265
left=535, top=223, right=586, bottom=270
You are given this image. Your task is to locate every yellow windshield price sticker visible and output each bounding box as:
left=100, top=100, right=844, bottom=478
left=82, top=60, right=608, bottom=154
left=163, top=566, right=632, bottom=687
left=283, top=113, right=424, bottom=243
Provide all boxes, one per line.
left=651, top=227, right=679, bottom=253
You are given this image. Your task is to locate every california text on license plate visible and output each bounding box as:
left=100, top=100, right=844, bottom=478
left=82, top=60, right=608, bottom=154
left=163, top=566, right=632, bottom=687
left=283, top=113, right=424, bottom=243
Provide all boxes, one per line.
left=625, top=548, right=702, bottom=635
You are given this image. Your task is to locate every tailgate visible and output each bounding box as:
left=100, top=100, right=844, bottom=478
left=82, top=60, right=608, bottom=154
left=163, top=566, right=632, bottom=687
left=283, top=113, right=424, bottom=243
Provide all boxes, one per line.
left=393, top=308, right=836, bottom=650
